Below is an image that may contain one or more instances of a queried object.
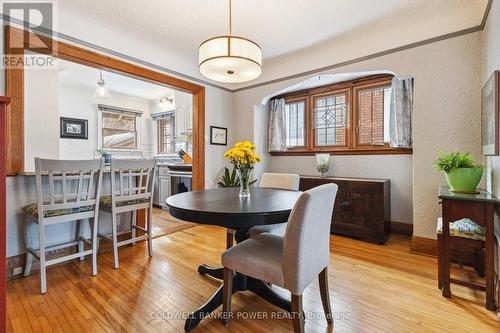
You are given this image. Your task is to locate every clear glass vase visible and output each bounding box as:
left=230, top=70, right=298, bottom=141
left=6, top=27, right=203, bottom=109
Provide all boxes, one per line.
left=316, top=153, right=330, bottom=177
left=237, top=169, right=252, bottom=198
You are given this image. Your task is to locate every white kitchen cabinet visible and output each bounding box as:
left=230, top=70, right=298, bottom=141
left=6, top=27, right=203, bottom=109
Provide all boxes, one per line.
left=186, top=105, right=192, bottom=131
left=175, top=105, right=186, bottom=137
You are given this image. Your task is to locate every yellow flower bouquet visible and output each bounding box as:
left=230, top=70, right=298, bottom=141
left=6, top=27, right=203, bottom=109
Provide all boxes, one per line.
left=224, top=141, right=261, bottom=198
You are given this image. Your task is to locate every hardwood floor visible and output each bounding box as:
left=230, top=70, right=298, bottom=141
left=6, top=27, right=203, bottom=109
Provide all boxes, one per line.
left=151, top=208, right=194, bottom=238
left=7, top=225, right=500, bottom=332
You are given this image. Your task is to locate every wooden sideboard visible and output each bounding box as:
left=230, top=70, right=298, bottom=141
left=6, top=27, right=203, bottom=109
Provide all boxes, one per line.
left=300, top=176, right=390, bottom=244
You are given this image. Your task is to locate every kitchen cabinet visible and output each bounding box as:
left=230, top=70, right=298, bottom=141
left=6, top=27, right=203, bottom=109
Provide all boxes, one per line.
left=175, top=106, right=185, bottom=137
left=175, top=104, right=192, bottom=137
left=153, top=166, right=171, bottom=208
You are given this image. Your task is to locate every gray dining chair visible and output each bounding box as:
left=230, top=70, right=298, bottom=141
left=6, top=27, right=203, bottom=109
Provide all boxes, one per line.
left=247, top=172, right=300, bottom=238
left=22, top=158, right=105, bottom=294
left=222, top=183, right=338, bottom=332
left=98, top=159, right=156, bottom=269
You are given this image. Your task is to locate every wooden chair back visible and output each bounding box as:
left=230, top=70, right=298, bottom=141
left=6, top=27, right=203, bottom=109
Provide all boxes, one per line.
left=109, top=159, right=156, bottom=207
left=34, top=158, right=105, bottom=222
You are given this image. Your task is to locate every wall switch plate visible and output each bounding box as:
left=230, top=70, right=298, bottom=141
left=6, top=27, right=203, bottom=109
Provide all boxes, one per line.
left=13, top=267, right=23, bottom=276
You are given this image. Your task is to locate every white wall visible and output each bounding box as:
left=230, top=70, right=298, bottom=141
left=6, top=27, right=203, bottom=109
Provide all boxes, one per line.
left=234, top=32, right=483, bottom=235
left=482, top=1, right=500, bottom=206
left=58, top=85, right=153, bottom=161
left=205, top=88, right=235, bottom=188
left=24, top=68, right=60, bottom=171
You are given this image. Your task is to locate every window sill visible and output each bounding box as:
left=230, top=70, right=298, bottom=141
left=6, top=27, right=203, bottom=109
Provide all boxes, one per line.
left=270, top=148, right=412, bottom=156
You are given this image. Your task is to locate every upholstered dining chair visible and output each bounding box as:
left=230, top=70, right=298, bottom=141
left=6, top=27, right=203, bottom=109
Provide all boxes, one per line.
left=98, top=159, right=156, bottom=269
left=247, top=172, right=300, bottom=238
left=222, top=183, right=338, bottom=332
left=22, top=158, right=105, bottom=293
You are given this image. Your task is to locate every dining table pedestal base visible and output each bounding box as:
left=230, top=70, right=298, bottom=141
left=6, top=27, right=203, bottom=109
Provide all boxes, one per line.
left=184, top=264, right=292, bottom=332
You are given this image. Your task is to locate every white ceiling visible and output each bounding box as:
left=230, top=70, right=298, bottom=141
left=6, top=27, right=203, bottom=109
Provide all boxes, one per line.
left=55, top=0, right=489, bottom=87
left=57, top=59, right=175, bottom=101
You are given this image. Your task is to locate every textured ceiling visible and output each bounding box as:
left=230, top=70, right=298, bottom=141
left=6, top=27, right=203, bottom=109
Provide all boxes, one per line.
left=54, top=0, right=489, bottom=88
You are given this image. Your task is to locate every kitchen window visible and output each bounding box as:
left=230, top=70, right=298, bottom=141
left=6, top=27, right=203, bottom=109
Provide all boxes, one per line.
left=274, top=75, right=411, bottom=155
left=157, top=114, right=175, bottom=154
left=98, top=104, right=141, bottom=150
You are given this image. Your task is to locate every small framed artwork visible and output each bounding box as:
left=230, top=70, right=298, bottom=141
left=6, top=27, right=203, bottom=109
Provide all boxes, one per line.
left=481, top=71, right=499, bottom=155
left=60, top=117, right=88, bottom=140
left=210, top=126, right=227, bottom=145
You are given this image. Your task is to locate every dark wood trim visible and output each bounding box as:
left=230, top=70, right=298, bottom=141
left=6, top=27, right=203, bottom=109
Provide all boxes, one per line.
left=0, top=96, right=12, bottom=333
left=271, top=148, right=412, bottom=156
left=410, top=236, right=437, bottom=257
left=275, top=75, right=411, bottom=155
left=4, top=26, right=205, bottom=189
left=4, top=26, right=24, bottom=175
left=390, top=221, right=413, bottom=237
left=352, top=79, right=393, bottom=150
left=310, top=88, right=351, bottom=150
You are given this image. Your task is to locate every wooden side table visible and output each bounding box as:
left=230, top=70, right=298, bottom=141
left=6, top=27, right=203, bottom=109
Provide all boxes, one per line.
left=438, top=186, right=499, bottom=311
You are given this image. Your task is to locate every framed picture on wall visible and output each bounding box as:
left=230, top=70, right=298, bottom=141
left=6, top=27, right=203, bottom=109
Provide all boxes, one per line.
left=210, top=126, right=227, bottom=145
left=60, top=117, right=88, bottom=140
left=481, top=71, right=499, bottom=155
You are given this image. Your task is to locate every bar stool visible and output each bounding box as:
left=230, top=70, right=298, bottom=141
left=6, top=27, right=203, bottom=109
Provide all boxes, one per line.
left=98, top=159, right=156, bottom=269
left=22, top=158, right=105, bottom=294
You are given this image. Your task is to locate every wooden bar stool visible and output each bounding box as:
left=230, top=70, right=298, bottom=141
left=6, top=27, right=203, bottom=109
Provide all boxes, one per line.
left=22, top=158, right=105, bottom=293
left=98, top=159, right=156, bottom=269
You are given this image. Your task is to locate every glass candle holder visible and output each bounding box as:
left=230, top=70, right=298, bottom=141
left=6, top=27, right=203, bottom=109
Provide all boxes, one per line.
left=316, top=153, right=330, bottom=177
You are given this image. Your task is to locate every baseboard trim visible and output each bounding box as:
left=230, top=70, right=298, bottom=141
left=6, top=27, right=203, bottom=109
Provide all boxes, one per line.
left=410, top=236, right=437, bottom=257
left=390, top=221, right=413, bottom=237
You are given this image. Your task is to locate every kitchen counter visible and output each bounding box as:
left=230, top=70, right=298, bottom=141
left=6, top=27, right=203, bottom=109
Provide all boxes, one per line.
left=19, top=166, right=112, bottom=176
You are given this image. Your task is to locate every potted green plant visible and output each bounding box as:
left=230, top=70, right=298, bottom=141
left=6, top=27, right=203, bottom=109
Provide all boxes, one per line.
left=434, top=151, right=484, bottom=193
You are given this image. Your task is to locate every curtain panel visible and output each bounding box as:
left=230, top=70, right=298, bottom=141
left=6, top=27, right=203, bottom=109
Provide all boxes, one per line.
left=389, top=77, right=414, bottom=148
left=268, top=98, right=287, bottom=152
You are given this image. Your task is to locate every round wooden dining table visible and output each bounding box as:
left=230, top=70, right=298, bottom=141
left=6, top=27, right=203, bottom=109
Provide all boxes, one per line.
left=166, top=187, right=302, bottom=332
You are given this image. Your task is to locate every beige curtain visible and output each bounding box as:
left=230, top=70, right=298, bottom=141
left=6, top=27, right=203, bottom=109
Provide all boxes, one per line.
left=389, top=77, right=414, bottom=148
left=268, top=98, right=287, bottom=152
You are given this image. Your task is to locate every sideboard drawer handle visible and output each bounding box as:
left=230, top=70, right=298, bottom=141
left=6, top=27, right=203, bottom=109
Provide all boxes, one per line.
left=340, top=201, right=350, bottom=207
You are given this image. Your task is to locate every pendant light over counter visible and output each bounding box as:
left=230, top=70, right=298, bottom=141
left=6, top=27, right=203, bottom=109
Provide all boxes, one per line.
left=198, top=0, right=262, bottom=83
left=93, top=70, right=112, bottom=99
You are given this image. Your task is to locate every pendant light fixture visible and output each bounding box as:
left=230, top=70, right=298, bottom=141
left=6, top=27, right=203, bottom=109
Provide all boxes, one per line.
left=198, top=0, right=262, bottom=83
left=93, top=70, right=112, bottom=99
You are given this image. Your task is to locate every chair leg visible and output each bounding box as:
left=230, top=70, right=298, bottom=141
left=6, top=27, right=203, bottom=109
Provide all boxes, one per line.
left=226, top=229, right=234, bottom=249
left=76, top=220, right=85, bottom=261
left=91, top=217, right=99, bottom=276
left=222, top=267, right=233, bottom=327
left=318, top=267, right=333, bottom=325
left=291, top=294, right=305, bottom=333
left=147, top=208, right=153, bottom=257
left=131, top=211, right=137, bottom=246
left=23, top=219, right=34, bottom=277
left=111, top=212, right=120, bottom=269
left=38, top=222, right=47, bottom=294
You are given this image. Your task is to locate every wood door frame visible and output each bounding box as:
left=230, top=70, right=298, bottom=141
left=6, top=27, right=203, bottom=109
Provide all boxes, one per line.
left=4, top=25, right=205, bottom=189
left=0, top=97, right=11, bottom=333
